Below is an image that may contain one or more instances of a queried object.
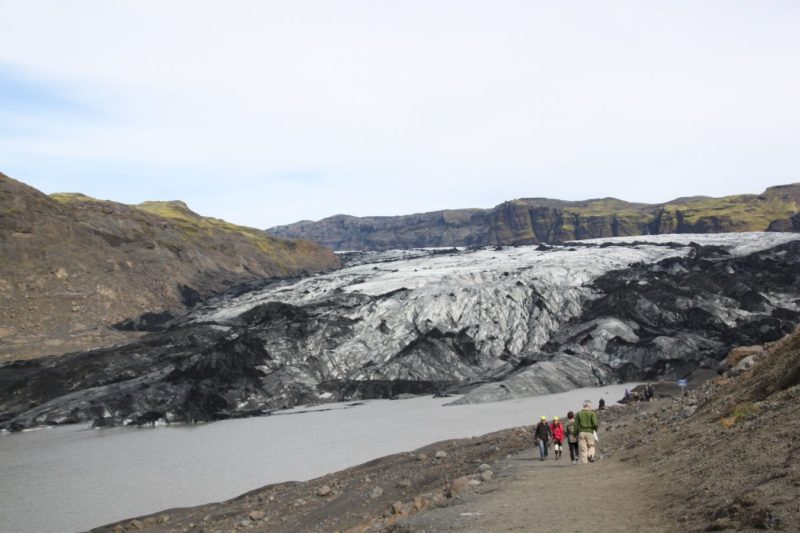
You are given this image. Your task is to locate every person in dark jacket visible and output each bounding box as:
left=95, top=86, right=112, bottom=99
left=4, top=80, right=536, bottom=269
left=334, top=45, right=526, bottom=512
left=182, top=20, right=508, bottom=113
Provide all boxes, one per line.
left=534, top=415, right=552, bottom=461
left=564, top=411, right=579, bottom=464
left=646, top=384, right=655, bottom=401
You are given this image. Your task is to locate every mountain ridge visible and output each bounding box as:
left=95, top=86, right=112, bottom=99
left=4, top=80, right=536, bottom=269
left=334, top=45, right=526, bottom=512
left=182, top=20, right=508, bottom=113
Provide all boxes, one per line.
left=267, top=183, right=800, bottom=250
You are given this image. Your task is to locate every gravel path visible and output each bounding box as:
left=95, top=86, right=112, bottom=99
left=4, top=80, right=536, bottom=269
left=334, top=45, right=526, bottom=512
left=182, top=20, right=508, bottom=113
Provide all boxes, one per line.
left=394, top=450, right=672, bottom=533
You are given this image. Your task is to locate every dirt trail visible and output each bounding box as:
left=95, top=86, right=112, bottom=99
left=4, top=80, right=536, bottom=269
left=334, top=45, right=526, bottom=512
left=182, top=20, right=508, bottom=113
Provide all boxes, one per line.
left=393, top=449, right=671, bottom=533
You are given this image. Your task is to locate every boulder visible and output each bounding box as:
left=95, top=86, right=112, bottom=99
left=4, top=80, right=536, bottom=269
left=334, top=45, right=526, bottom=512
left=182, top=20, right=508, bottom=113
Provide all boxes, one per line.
left=449, top=476, right=473, bottom=497
left=414, top=496, right=428, bottom=512
left=317, top=485, right=332, bottom=497
left=734, top=356, right=756, bottom=373
left=726, top=346, right=764, bottom=367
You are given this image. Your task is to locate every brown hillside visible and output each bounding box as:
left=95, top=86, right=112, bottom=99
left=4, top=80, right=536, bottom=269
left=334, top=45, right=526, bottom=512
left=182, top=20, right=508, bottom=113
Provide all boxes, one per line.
left=0, top=173, right=340, bottom=362
left=616, top=326, right=800, bottom=531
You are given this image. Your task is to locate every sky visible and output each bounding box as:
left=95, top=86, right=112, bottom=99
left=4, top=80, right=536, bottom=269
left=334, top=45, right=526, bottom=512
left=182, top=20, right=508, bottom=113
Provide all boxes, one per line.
left=1, top=1, right=799, bottom=228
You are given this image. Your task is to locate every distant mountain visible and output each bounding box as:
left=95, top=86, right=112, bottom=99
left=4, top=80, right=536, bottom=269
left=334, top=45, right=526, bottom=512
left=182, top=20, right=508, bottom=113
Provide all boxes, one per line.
left=266, top=184, right=800, bottom=250
left=0, top=172, right=340, bottom=361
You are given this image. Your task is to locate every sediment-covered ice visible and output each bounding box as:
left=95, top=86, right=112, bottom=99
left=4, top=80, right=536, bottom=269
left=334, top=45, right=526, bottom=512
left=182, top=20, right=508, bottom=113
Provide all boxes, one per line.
left=2, top=232, right=799, bottom=428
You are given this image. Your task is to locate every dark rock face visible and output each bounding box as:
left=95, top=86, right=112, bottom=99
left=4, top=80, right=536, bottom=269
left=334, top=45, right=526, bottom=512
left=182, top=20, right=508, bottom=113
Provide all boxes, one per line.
left=113, top=311, right=176, bottom=332
left=267, top=185, right=800, bottom=251
left=767, top=212, right=800, bottom=232
left=1, top=234, right=799, bottom=429
left=557, top=245, right=798, bottom=371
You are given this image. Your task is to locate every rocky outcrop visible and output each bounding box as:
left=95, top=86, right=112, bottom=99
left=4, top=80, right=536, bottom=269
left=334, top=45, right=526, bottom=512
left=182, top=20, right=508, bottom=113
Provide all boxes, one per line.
left=2, top=233, right=799, bottom=430
left=267, top=184, right=800, bottom=250
left=267, top=210, right=492, bottom=250
left=0, top=172, right=340, bottom=361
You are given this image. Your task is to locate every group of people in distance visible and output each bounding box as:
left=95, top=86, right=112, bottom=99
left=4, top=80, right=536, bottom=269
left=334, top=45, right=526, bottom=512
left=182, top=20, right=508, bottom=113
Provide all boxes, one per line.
left=533, top=400, right=599, bottom=464
left=624, top=384, right=655, bottom=402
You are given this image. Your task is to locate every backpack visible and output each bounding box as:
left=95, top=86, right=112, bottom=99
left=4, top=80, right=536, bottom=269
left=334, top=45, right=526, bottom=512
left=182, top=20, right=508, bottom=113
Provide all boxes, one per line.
left=565, top=419, right=578, bottom=442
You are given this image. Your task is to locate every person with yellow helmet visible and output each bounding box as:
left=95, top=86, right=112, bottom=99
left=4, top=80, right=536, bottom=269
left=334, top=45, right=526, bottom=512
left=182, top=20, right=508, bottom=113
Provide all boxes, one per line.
left=534, top=415, right=552, bottom=461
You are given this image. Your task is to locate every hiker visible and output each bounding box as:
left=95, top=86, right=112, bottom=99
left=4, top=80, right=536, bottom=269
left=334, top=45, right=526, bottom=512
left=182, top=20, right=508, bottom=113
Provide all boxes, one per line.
left=550, top=416, right=565, bottom=460
left=624, top=389, right=631, bottom=402
left=534, top=415, right=552, bottom=461
left=565, top=411, right=580, bottom=464
left=647, top=383, right=655, bottom=401
left=575, top=400, right=599, bottom=464
left=598, top=397, right=606, bottom=410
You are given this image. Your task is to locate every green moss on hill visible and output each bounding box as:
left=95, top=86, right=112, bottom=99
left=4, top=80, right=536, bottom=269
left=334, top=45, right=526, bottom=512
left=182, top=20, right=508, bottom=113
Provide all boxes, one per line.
left=663, top=194, right=797, bottom=228
left=50, top=192, right=106, bottom=204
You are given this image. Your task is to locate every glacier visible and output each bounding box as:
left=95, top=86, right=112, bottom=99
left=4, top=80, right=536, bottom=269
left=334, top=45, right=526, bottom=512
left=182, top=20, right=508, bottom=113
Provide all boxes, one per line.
left=1, top=232, right=799, bottom=429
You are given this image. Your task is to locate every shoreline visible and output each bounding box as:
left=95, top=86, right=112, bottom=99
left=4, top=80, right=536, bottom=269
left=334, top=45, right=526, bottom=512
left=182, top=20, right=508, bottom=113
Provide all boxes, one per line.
left=92, top=396, right=666, bottom=533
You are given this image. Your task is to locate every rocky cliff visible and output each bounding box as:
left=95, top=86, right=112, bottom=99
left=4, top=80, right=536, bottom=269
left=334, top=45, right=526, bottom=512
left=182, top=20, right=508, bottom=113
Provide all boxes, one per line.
left=0, top=173, right=340, bottom=361
left=2, top=232, right=798, bottom=430
left=266, top=184, right=800, bottom=250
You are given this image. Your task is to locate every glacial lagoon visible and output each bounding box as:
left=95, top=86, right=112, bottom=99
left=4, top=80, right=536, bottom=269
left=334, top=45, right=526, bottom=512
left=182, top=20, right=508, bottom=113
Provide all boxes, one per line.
left=0, top=384, right=633, bottom=532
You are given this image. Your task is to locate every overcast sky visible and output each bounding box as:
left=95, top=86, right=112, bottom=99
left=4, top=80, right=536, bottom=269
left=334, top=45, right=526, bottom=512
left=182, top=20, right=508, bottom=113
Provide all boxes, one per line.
left=1, top=1, right=799, bottom=228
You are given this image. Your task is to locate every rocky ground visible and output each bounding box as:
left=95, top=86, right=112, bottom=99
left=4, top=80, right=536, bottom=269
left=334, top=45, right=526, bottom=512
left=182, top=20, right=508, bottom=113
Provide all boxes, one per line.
left=93, top=327, right=800, bottom=532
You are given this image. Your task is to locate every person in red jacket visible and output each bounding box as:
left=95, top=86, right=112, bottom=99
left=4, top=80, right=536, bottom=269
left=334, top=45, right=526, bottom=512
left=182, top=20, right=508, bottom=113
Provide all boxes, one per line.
left=550, top=416, right=565, bottom=460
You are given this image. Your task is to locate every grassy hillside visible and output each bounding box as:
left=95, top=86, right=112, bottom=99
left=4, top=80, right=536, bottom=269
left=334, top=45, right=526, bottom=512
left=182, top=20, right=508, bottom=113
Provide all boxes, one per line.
left=1, top=173, right=340, bottom=361
left=662, top=193, right=797, bottom=228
